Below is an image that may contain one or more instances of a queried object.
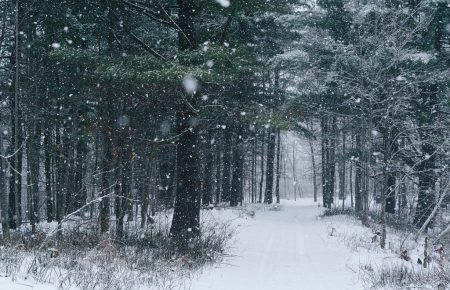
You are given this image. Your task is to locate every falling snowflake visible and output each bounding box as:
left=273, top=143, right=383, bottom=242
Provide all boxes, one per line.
left=215, top=0, right=230, bottom=8
left=117, top=115, right=129, bottom=127
left=189, top=117, right=199, bottom=128
left=182, top=75, right=198, bottom=95
left=160, top=120, right=171, bottom=136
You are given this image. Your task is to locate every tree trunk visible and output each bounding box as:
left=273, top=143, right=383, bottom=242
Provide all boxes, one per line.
left=28, top=124, right=41, bottom=233
left=230, top=125, right=244, bottom=206
left=202, top=131, right=214, bottom=206
left=321, top=116, right=335, bottom=208
left=8, top=0, right=21, bottom=229
left=44, top=126, right=54, bottom=222
left=73, top=133, right=87, bottom=211
left=384, top=127, right=397, bottom=215
left=361, top=120, right=371, bottom=225
left=170, top=110, right=201, bottom=247
left=414, top=143, right=437, bottom=228
left=258, top=130, right=265, bottom=203
left=221, top=129, right=232, bottom=202
left=100, top=130, right=112, bottom=233
left=214, top=131, right=222, bottom=204
left=251, top=135, right=256, bottom=203
left=411, top=2, right=444, bottom=229
left=339, top=131, right=346, bottom=210
left=309, top=136, right=318, bottom=203
left=55, top=128, right=64, bottom=224
left=0, top=131, right=9, bottom=237
left=354, top=133, right=363, bottom=213
left=170, top=1, right=201, bottom=244
left=381, top=126, right=393, bottom=249
left=116, top=145, right=132, bottom=240
left=275, top=129, right=281, bottom=204
left=264, top=127, right=276, bottom=204
left=140, top=156, right=151, bottom=228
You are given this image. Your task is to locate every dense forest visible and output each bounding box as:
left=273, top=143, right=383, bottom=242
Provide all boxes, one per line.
left=0, top=0, right=448, bottom=289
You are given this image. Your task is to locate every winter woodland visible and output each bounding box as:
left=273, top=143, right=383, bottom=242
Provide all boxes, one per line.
left=0, top=0, right=449, bottom=289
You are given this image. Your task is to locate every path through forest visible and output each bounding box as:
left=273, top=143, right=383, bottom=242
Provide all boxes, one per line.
left=190, top=199, right=365, bottom=290
left=1, top=199, right=373, bottom=290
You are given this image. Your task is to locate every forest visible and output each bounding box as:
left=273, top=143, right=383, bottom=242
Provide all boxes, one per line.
left=0, top=0, right=449, bottom=289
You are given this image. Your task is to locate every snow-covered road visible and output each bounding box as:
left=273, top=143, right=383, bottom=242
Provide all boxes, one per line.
left=189, top=199, right=364, bottom=290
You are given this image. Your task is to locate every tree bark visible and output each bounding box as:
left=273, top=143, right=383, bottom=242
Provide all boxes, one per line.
left=170, top=109, right=201, bottom=247
left=170, top=1, right=201, bottom=244
left=264, top=127, right=276, bottom=204
left=8, top=0, right=22, bottom=229
left=28, top=124, right=41, bottom=233
left=354, top=133, right=363, bottom=213
left=202, top=131, right=214, bottom=206
left=214, top=131, right=222, bottom=204
left=339, top=130, right=346, bottom=210
left=230, top=125, right=244, bottom=206
left=99, top=130, right=112, bottom=234
left=221, top=129, right=232, bottom=202
left=44, top=126, right=54, bottom=222
left=321, top=116, right=335, bottom=208
left=259, top=130, right=265, bottom=203
left=309, top=136, right=318, bottom=203
left=275, top=129, right=281, bottom=204
left=0, top=130, right=9, bottom=237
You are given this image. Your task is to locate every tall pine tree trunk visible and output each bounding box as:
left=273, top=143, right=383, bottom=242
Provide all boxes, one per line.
left=412, top=2, right=444, bottom=229
left=221, top=129, right=232, bottom=202
left=258, top=130, right=265, bottom=203
left=99, top=130, right=112, bottom=234
left=28, top=124, right=40, bottom=233
left=354, top=132, right=363, bottom=213
left=214, top=131, right=222, bottom=204
left=202, top=131, right=214, bottom=206
left=230, top=125, right=244, bottom=206
left=0, top=131, right=9, bottom=237
left=264, top=127, right=276, bottom=204
left=309, top=136, right=318, bottom=203
left=44, top=126, right=54, bottom=222
left=339, top=130, right=346, bottom=209
left=8, top=0, right=21, bottom=229
left=251, top=135, right=256, bottom=203
left=321, top=116, right=335, bottom=208
left=275, top=129, right=281, bottom=204
left=170, top=0, right=201, bottom=246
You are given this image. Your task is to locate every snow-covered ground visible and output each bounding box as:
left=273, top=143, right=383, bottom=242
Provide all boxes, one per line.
left=188, top=199, right=447, bottom=290
left=1, top=199, right=447, bottom=290
left=189, top=199, right=364, bottom=290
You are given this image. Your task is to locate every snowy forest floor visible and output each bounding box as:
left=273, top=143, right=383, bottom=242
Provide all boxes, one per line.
left=1, top=198, right=449, bottom=290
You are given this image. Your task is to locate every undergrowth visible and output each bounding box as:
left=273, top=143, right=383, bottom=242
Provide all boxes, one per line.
left=0, top=215, right=234, bottom=290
